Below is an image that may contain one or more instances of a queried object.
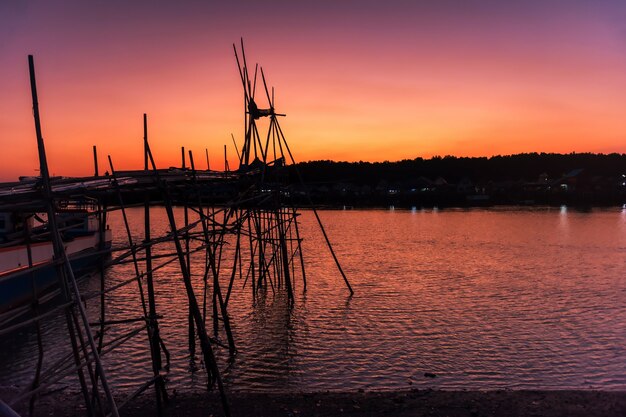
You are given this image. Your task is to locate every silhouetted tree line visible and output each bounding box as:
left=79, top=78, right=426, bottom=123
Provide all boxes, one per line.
left=286, top=153, right=626, bottom=207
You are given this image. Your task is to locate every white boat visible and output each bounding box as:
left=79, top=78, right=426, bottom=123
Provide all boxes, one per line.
left=0, top=204, right=112, bottom=313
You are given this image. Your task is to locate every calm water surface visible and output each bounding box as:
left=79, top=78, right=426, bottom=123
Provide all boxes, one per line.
left=1, top=207, right=625, bottom=394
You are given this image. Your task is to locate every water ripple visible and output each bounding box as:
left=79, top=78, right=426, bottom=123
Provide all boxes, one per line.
left=1, top=207, right=625, bottom=394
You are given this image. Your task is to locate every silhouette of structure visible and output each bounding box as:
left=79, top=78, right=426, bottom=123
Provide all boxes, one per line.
left=0, top=43, right=352, bottom=417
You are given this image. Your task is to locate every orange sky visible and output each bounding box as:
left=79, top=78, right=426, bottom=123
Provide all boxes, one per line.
left=1, top=1, right=625, bottom=181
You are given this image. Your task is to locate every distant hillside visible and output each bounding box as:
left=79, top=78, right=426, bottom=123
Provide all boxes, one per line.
left=287, top=153, right=626, bottom=207
left=293, top=153, right=626, bottom=184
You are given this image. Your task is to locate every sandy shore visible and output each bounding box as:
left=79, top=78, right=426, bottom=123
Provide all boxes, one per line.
left=22, top=389, right=626, bottom=417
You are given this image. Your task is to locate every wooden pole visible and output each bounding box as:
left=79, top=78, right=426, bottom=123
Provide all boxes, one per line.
left=144, top=136, right=230, bottom=417
left=274, top=120, right=353, bottom=294
left=93, top=145, right=99, bottom=176
left=182, top=147, right=195, bottom=356
left=224, top=144, right=229, bottom=172
left=29, top=54, right=119, bottom=417
left=144, top=114, right=168, bottom=412
left=24, top=219, right=46, bottom=416
left=292, top=208, right=307, bottom=291
left=276, top=208, right=293, bottom=302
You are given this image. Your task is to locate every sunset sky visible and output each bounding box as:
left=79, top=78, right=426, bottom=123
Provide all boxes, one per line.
left=1, top=0, right=625, bottom=180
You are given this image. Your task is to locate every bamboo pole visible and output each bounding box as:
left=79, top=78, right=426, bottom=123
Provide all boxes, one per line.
left=29, top=54, right=118, bottom=417
left=143, top=113, right=168, bottom=413
left=144, top=135, right=230, bottom=417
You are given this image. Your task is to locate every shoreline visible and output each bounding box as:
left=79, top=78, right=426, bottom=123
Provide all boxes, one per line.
left=26, top=389, right=626, bottom=416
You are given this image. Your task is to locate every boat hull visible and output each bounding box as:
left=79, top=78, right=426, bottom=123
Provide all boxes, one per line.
left=0, top=230, right=112, bottom=314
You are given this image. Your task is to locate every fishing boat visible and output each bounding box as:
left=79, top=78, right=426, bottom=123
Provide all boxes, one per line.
left=0, top=199, right=112, bottom=314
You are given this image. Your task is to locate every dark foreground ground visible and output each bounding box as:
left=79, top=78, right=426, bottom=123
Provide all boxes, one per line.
left=27, top=389, right=626, bottom=417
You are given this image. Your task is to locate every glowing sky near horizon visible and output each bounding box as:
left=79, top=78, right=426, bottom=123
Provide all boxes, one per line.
left=1, top=0, right=625, bottom=180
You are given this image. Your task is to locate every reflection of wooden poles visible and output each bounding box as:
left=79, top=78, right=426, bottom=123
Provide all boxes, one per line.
left=276, top=208, right=293, bottom=302
left=246, top=213, right=256, bottom=295
left=224, top=209, right=241, bottom=308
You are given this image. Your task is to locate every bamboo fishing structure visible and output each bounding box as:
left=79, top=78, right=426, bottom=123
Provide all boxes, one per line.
left=0, top=43, right=352, bottom=417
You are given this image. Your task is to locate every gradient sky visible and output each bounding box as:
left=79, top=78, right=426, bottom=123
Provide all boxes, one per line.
left=1, top=0, right=625, bottom=180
